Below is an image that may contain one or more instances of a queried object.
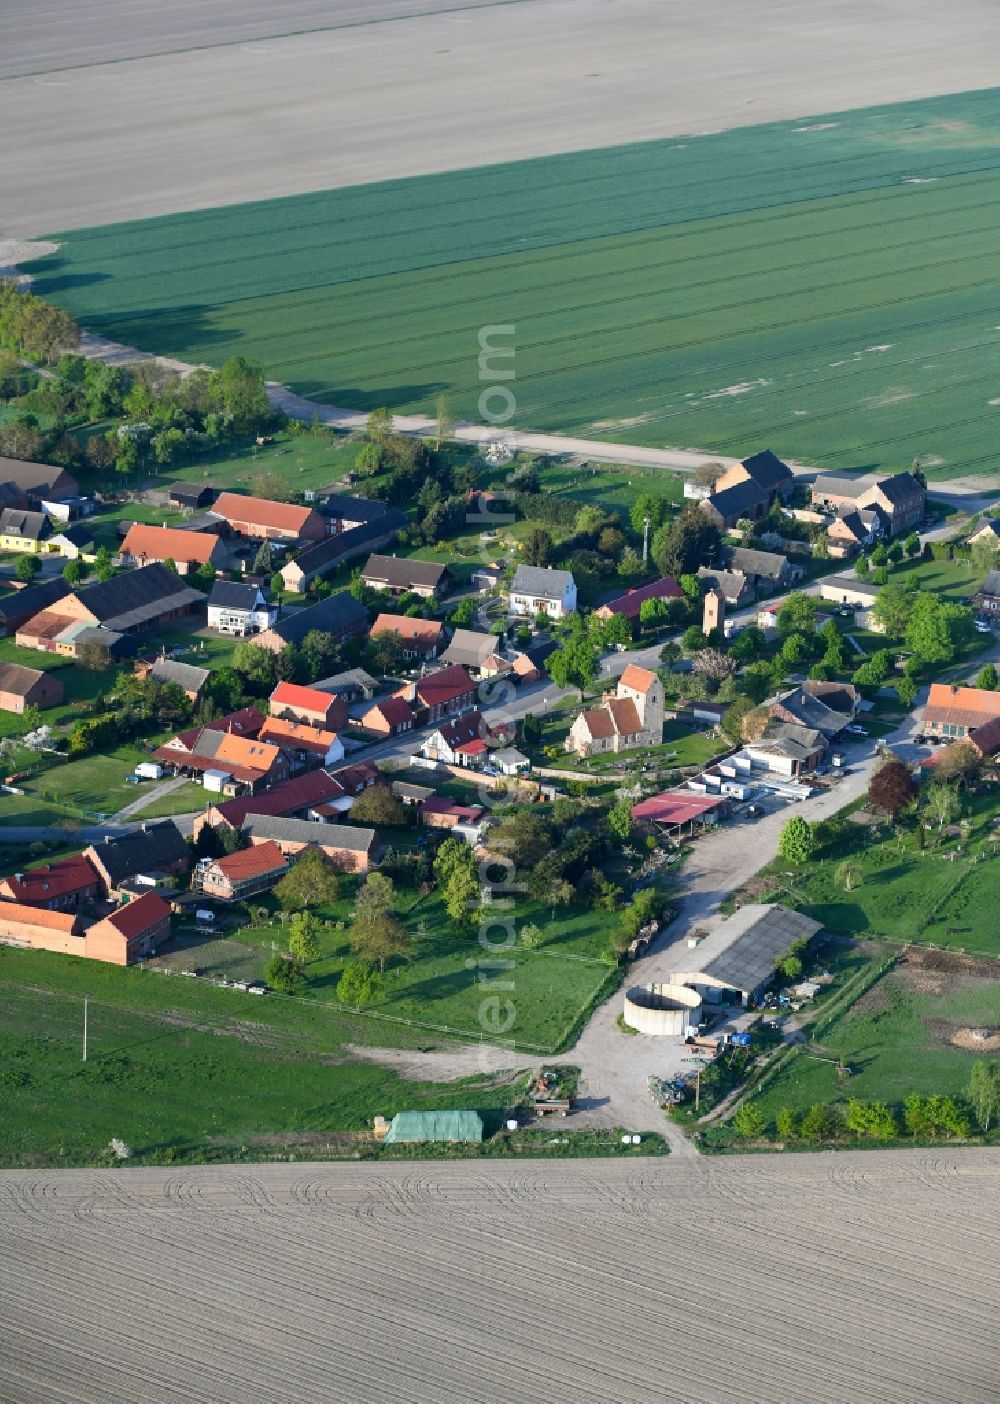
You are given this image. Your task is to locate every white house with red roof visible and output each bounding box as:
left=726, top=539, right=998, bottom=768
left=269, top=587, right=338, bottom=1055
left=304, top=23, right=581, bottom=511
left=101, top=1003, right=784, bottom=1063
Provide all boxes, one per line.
left=565, top=664, right=665, bottom=758
left=419, top=710, right=495, bottom=768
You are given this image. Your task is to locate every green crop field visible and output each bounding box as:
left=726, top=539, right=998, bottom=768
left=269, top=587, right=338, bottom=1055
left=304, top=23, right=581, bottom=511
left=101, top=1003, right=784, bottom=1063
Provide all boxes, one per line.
left=24, top=89, right=1000, bottom=480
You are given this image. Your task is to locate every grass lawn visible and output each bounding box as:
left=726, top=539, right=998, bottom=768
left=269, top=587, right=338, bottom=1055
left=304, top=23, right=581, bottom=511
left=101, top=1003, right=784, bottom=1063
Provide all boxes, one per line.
left=0, top=866, right=623, bottom=1166
left=22, top=743, right=153, bottom=819
left=76, top=428, right=366, bottom=507
left=0, top=637, right=115, bottom=735
left=750, top=957, right=998, bottom=1120
left=894, top=554, right=986, bottom=602
left=745, top=788, right=1000, bottom=958
left=524, top=704, right=725, bottom=780
left=0, top=791, right=82, bottom=829
left=159, top=884, right=618, bottom=1055
left=27, top=87, right=1000, bottom=480
left=484, top=459, right=687, bottom=514
left=0, top=947, right=528, bottom=1168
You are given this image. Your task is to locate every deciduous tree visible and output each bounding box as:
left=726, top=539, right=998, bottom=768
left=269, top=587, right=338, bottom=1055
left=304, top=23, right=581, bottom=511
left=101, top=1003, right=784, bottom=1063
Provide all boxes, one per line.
left=336, top=961, right=383, bottom=1008
left=776, top=591, right=818, bottom=636
left=273, top=848, right=340, bottom=910
left=732, top=1103, right=766, bottom=1139
left=867, top=757, right=914, bottom=820
left=777, top=815, right=815, bottom=864
left=349, top=914, right=411, bottom=973
left=967, top=1059, right=1000, bottom=1133
left=350, top=785, right=407, bottom=827
left=286, top=911, right=320, bottom=966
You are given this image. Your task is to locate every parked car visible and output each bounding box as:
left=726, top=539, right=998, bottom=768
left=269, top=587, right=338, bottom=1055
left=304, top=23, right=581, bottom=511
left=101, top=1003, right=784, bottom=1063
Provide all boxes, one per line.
left=845, top=724, right=868, bottom=737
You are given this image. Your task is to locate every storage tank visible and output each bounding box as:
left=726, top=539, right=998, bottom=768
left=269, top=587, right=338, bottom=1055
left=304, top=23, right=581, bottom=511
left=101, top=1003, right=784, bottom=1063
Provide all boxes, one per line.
left=623, top=982, right=702, bottom=1036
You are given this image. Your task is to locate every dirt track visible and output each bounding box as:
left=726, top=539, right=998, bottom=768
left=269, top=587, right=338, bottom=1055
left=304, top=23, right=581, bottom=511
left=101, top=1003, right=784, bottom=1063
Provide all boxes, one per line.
left=0, top=1151, right=997, bottom=1403
left=4, top=0, right=1000, bottom=235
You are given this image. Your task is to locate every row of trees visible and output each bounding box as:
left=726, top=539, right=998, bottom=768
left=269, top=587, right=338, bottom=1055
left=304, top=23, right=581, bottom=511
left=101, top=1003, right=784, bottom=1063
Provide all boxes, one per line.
left=734, top=1062, right=1000, bottom=1141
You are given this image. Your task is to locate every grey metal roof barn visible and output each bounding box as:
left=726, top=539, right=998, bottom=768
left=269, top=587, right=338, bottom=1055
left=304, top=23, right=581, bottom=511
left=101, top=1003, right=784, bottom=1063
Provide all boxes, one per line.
left=243, top=814, right=377, bottom=852
left=671, top=904, right=822, bottom=999
left=148, top=659, right=210, bottom=694
left=441, top=628, right=503, bottom=668
left=383, top=1110, right=484, bottom=1144
left=267, top=592, right=368, bottom=646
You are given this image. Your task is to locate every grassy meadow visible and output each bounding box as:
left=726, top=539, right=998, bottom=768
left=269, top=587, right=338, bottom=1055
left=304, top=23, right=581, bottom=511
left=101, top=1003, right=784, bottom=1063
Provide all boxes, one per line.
left=748, top=958, right=998, bottom=1120
left=25, top=87, right=1000, bottom=479
left=744, top=788, right=1000, bottom=959
left=0, top=947, right=527, bottom=1167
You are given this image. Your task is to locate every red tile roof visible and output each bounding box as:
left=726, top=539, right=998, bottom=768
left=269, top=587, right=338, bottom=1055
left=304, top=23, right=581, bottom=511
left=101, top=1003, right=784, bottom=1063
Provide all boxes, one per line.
left=213, top=492, right=318, bottom=535
left=924, top=684, right=1000, bottom=730
left=619, top=664, right=658, bottom=695
left=598, top=577, right=682, bottom=618
left=411, top=665, right=474, bottom=708
left=204, top=706, right=265, bottom=737
left=212, top=840, right=288, bottom=882
left=211, top=769, right=346, bottom=827
left=169, top=707, right=264, bottom=751
left=329, top=761, right=380, bottom=795
left=270, top=681, right=338, bottom=715
left=970, top=717, right=1000, bottom=757
left=372, top=614, right=444, bottom=644
left=0, top=854, right=98, bottom=904
left=259, top=718, right=339, bottom=755
left=366, top=697, right=415, bottom=728
left=0, top=901, right=80, bottom=933
left=121, top=523, right=221, bottom=565
left=100, top=892, right=171, bottom=939
left=578, top=706, right=615, bottom=740
left=421, top=795, right=483, bottom=820
left=607, top=697, right=643, bottom=734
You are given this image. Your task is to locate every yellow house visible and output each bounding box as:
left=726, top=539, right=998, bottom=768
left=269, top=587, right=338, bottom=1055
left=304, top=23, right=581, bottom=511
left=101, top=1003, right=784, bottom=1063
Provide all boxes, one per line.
left=0, top=508, right=52, bottom=554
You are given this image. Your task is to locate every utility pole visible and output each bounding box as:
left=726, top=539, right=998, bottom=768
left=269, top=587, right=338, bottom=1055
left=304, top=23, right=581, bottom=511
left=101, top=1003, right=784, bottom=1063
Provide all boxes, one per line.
left=82, top=995, right=88, bottom=1062
left=695, top=1063, right=701, bottom=1112
left=642, top=515, right=651, bottom=566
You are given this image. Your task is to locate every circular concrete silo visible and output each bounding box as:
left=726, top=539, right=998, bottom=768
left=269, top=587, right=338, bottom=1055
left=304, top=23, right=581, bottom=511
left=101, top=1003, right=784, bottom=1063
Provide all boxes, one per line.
left=622, top=982, right=702, bottom=1036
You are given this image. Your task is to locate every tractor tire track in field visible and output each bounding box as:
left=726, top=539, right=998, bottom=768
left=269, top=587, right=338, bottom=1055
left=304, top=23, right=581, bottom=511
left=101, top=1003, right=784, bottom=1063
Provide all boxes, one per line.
left=0, top=1152, right=997, bottom=1402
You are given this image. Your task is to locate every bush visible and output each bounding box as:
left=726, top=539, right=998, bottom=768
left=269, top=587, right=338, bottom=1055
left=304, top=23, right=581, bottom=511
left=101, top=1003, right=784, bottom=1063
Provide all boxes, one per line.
left=799, top=1103, right=841, bottom=1141
left=775, top=1107, right=798, bottom=1141
left=732, top=1102, right=767, bottom=1139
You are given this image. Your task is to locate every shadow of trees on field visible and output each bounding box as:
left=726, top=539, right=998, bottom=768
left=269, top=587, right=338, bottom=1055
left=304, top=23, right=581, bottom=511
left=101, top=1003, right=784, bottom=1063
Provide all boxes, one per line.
left=84, top=305, right=234, bottom=357
left=290, top=380, right=447, bottom=411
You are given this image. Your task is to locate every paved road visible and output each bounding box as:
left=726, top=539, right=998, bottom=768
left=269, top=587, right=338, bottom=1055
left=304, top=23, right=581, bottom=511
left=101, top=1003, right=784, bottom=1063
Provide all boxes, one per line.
left=75, top=332, right=998, bottom=508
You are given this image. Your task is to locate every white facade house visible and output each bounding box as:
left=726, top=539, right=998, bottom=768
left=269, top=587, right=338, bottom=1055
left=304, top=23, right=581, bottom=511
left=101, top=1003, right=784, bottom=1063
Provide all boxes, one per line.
left=206, top=581, right=277, bottom=637
left=509, top=564, right=577, bottom=618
